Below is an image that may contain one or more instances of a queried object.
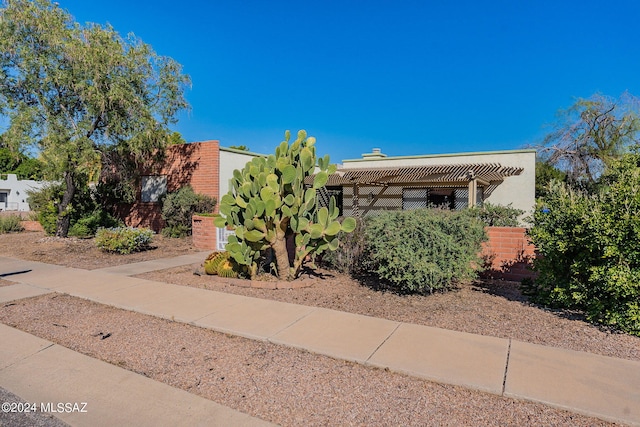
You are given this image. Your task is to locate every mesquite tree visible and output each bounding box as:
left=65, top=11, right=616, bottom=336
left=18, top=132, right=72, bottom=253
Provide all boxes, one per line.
left=539, top=92, right=640, bottom=188
left=0, top=0, right=190, bottom=236
left=214, top=130, right=356, bottom=281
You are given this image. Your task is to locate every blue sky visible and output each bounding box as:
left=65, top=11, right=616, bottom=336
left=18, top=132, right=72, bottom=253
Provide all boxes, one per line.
left=63, top=0, right=640, bottom=163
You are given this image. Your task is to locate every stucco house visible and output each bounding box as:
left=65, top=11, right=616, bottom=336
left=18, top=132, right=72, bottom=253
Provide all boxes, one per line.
left=124, top=141, right=535, bottom=256
left=0, top=173, right=47, bottom=211
left=322, top=148, right=536, bottom=221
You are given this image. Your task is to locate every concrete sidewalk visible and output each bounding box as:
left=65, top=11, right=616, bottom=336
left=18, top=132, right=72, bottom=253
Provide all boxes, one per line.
left=93, top=251, right=210, bottom=276
left=1, top=255, right=639, bottom=426
left=0, top=324, right=273, bottom=427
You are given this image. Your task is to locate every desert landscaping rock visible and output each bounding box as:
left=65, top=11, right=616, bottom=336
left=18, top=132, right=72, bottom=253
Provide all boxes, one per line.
left=0, top=231, right=638, bottom=425
left=0, top=294, right=617, bottom=427
left=139, top=265, right=640, bottom=363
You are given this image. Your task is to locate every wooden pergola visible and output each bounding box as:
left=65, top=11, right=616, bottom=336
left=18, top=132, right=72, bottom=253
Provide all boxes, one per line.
left=320, top=163, right=524, bottom=216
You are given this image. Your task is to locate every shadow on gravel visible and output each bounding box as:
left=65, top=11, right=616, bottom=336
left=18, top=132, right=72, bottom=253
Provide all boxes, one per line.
left=473, top=279, right=619, bottom=331
left=472, top=279, right=528, bottom=302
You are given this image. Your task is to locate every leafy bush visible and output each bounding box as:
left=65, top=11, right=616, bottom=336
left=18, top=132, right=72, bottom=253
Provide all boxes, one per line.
left=161, top=186, right=216, bottom=238
left=28, top=184, right=121, bottom=236
left=0, top=215, right=24, bottom=233
left=525, top=154, right=640, bottom=335
left=464, top=203, right=524, bottom=227
left=68, top=210, right=122, bottom=238
left=320, top=217, right=367, bottom=275
left=524, top=184, right=594, bottom=307
left=362, top=209, right=487, bottom=294
left=27, top=184, right=64, bottom=235
left=95, top=227, right=153, bottom=254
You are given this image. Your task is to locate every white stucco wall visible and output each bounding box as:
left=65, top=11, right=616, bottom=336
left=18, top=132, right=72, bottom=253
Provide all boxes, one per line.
left=340, top=149, right=536, bottom=217
left=0, top=174, right=48, bottom=211
left=218, top=147, right=265, bottom=199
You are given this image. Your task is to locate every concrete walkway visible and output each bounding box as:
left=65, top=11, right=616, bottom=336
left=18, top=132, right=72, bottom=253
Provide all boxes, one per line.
left=0, top=255, right=639, bottom=426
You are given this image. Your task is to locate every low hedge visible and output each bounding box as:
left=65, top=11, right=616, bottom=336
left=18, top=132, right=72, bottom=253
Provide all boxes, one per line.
left=95, top=227, right=153, bottom=254
left=0, top=215, right=23, bottom=233
left=362, top=208, right=487, bottom=294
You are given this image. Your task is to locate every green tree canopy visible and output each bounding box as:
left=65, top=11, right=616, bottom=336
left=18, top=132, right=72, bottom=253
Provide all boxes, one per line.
left=534, top=160, right=567, bottom=199
left=0, top=0, right=190, bottom=236
left=228, top=145, right=249, bottom=151
left=0, top=137, right=44, bottom=179
left=538, top=92, right=640, bottom=189
left=527, top=152, right=640, bottom=335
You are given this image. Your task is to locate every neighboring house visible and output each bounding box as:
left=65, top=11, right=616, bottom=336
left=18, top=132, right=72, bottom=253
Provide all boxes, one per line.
left=322, top=148, right=536, bottom=221
left=0, top=173, right=47, bottom=211
left=117, top=141, right=262, bottom=232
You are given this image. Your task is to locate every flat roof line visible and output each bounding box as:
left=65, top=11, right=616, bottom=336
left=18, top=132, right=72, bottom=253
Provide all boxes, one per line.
left=343, top=148, right=536, bottom=163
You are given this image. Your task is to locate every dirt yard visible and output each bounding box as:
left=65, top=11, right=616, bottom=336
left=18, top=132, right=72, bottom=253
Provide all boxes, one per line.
left=0, top=230, right=637, bottom=426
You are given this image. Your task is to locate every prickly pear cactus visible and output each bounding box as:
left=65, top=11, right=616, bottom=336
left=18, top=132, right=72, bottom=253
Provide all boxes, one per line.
left=214, top=130, right=356, bottom=281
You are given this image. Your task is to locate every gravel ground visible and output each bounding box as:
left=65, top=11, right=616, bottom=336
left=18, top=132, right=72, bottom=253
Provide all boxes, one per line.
left=0, top=231, right=637, bottom=425
left=0, top=294, right=619, bottom=427
left=0, top=231, right=199, bottom=270
left=139, top=265, right=640, bottom=362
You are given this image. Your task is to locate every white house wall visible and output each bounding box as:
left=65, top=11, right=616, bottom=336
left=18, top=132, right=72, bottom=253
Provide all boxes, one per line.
left=218, top=148, right=264, bottom=199
left=0, top=174, right=47, bottom=211
left=340, top=149, right=536, bottom=217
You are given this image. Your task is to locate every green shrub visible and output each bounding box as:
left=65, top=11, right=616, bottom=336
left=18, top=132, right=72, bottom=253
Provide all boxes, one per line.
left=320, top=217, right=367, bottom=275
left=464, top=203, right=524, bottom=227
left=526, top=154, right=640, bottom=335
left=68, top=222, right=92, bottom=239
left=68, top=210, right=122, bottom=238
left=0, top=215, right=24, bottom=233
left=95, top=227, right=153, bottom=254
left=27, top=184, right=64, bottom=235
left=161, top=186, right=216, bottom=238
left=362, top=209, right=487, bottom=294
left=28, top=184, right=122, bottom=236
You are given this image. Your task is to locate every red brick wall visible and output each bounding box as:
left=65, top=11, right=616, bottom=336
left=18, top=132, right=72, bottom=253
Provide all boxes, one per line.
left=114, top=203, right=165, bottom=231
left=192, top=214, right=217, bottom=250
left=481, top=227, right=536, bottom=281
left=20, top=220, right=44, bottom=232
left=163, top=141, right=220, bottom=198
left=117, top=141, right=220, bottom=232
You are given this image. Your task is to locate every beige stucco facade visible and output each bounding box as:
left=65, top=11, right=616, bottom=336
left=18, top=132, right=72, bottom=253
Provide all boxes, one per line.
left=337, top=149, right=536, bottom=220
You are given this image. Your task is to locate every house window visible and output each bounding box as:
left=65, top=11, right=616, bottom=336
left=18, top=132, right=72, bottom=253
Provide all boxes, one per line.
left=427, top=188, right=455, bottom=210
left=217, top=227, right=235, bottom=251
left=402, top=187, right=456, bottom=210
left=402, top=188, right=429, bottom=210
left=141, top=175, right=167, bottom=203
left=402, top=187, right=481, bottom=210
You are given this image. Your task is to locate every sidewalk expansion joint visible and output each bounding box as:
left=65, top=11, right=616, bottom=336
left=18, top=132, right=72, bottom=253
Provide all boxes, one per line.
left=365, top=322, right=401, bottom=363
left=35, top=343, right=55, bottom=355
left=267, top=307, right=319, bottom=340
left=0, top=342, right=55, bottom=372
left=501, top=338, right=511, bottom=396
